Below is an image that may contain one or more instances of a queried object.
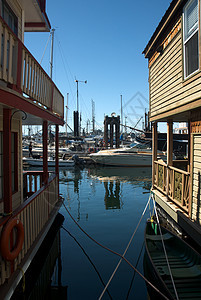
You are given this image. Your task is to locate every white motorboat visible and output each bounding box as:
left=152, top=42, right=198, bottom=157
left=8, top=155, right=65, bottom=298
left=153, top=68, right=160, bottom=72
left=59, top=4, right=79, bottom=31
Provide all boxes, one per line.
left=23, top=157, right=75, bottom=167
left=89, top=142, right=166, bottom=167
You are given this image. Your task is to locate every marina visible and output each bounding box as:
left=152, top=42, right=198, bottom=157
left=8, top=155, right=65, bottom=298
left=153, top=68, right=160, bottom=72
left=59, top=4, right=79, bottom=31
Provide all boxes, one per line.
left=13, top=165, right=153, bottom=299
left=1, top=0, right=201, bottom=299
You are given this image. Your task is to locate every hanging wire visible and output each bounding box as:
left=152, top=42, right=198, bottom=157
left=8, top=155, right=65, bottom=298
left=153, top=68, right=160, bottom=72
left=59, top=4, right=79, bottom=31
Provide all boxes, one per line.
left=62, top=226, right=113, bottom=300
left=98, top=195, right=151, bottom=299
left=153, top=199, right=179, bottom=300
left=55, top=35, right=76, bottom=99
left=40, top=33, right=51, bottom=64
left=61, top=196, right=169, bottom=300
left=126, top=241, right=145, bottom=300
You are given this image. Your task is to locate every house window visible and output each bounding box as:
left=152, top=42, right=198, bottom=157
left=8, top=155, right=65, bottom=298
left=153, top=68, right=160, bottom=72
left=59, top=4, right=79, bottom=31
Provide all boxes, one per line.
left=0, top=0, right=18, bottom=35
left=0, top=132, right=18, bottom=200
left=183, top=0, right=199, bottom=78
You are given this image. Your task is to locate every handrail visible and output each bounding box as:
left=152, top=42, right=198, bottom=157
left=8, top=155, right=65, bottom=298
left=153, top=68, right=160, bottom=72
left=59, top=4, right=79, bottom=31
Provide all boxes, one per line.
left=0, top=173, right=56, bottom=226
left=153, top=160, right=190, bottom=214
left=0, top=174, right=60, bottom=285
left=0, top=15, right=64, bottom=119
left=154, top=160, right=190, bottom=176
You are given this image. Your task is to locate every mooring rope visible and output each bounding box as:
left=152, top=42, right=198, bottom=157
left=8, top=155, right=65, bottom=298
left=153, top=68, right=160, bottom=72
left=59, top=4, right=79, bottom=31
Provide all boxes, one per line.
left=153, top=199, right=179, bottom=300
left=61, top=196, right=170, bottom=300
left=62, top=226, right=113, bottom=300
left=126, top=241, right=145, bottom=300
left=98, top=195, right=151, bottom=299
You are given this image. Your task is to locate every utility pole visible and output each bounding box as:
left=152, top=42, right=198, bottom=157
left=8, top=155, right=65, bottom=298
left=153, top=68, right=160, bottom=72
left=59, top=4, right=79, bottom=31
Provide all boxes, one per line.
left=50, top=28, right=55, bottom=80
left=120, top=95, right=123, bottom=134
left=92, top=99, right=95, bottom=134
left=74, top=79, right=87, bottom=137
left=49, top=28, right=55, bottom=143
left=65, top=93, right=69, bottom=137
left=125, top=116, right=127, bottom=134
left=80, top=113, right=82, bottom=137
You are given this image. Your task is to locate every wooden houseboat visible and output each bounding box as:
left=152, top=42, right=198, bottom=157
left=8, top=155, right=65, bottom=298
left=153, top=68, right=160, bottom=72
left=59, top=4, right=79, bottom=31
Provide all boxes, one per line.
left=143, top=0, right=201, bottom=246
left=0, top=0, right=64, bottom=298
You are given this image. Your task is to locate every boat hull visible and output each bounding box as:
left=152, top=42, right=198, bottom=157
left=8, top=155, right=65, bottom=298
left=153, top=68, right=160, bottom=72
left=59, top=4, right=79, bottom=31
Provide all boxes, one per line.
left=90, top=153, right=152, bottom=167
left=144, top=221, right=201, bottom=300
left=23, top=158, right=75, bottom=167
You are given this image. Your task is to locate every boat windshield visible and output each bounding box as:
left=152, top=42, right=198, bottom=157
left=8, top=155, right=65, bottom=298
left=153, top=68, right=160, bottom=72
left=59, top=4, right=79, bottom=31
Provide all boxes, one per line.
left=128, top=142, right=149, bottom=149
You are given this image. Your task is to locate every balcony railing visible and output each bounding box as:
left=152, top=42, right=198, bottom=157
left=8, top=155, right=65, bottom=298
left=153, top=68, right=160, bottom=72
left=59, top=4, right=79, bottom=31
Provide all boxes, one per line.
left=0, top=172, right=59, bottom=286
left=153, top=160, right=190, bottom=213
left=0, top=16, right=64, bottom=118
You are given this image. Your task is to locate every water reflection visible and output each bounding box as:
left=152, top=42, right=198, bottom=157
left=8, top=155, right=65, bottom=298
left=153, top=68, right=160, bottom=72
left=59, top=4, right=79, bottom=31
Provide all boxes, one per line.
left=60, top=167, right=83, bottom=194
left=12, top=214, right=67, bottom=299
left=59, top=166, right=152, bottom=213
left=58, top=166, right=152, bottom=299
left=88, top=166, right=152, bottom=185
left=104, top=180, right=122, bottom=210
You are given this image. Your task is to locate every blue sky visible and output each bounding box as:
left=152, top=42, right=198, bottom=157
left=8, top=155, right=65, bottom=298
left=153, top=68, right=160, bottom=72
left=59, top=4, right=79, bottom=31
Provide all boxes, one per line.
left=25, top=0, right=171, bottom=133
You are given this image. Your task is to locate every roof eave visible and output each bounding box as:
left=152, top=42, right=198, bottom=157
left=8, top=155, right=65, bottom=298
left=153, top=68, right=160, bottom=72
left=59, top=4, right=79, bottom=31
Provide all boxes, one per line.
left=143, top=0, right=185, bottom=59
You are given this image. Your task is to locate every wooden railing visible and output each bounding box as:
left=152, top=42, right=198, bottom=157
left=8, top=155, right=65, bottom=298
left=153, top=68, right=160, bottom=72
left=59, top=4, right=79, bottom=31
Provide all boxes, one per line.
left=0, top=173, right=59, bottom=286
left=0, top=16, right=64, bottom=118
left=23, top=171, right=44, bottom=197
left=154, top=160, right=190, bottom=213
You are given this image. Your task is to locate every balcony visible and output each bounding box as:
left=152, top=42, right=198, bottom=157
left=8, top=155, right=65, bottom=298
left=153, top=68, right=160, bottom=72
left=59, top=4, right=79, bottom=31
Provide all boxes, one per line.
left=0, top=16, right=64, bottom=119
left=153, top=160, right=190, bottom=214
left=0, top=171, right=60, bottom=286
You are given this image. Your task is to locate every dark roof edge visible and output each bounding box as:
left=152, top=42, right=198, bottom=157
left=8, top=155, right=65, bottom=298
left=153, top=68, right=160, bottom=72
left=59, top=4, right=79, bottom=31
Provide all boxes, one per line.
left=143, top=0, right=185, bottom=58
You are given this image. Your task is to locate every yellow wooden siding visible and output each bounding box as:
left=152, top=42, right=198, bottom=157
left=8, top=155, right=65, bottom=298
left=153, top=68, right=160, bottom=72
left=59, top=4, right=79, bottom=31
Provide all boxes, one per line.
left=192, top=134, right=201, bottom=224
left=149, top=27, right=201, bottom=119
left=149, top=31, right=183, bottom=117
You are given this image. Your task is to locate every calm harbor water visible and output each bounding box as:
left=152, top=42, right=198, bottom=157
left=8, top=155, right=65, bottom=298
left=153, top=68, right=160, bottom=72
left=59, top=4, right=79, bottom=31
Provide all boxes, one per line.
left=57, top=165, right=152, bottom=299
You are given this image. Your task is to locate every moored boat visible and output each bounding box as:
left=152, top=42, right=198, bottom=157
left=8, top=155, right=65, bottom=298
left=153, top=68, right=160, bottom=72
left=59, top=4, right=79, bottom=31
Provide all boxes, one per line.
left=23, top=157, right=75, bottom=167
left=144, top=220, right=201, bottom=299
left=89, top=142, right=166, bottom=167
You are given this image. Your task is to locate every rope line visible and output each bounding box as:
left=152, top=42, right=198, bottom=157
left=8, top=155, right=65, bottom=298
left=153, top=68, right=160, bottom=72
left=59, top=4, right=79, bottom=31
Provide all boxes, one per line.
left=62, top=226, right=113, bottom=299
left=126, top=241, right=145, bottom=300
left=61, top=197, right=170, bottom=300
left=98, top=195, right=151, bottom=299
left=40, top=33, right=51, bottom=64
left=153, top=199, right=179, bottom=300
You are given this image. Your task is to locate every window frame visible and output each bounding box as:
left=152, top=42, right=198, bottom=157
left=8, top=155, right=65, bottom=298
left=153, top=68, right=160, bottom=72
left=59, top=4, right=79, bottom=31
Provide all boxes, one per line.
left=0, top=0, right=18, bottom=36
left=183, top=0, right=199, bottom=79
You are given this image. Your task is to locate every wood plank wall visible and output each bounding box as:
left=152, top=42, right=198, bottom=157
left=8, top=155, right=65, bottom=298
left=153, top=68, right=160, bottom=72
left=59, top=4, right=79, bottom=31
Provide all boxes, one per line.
left=149, top=18, right=201, bottom=120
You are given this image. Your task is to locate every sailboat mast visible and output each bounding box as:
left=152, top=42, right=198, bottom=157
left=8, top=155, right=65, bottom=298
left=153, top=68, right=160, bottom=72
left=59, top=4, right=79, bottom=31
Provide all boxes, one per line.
left=50, top=28, right=55, bottom=79
left=66, top=93, right=69, bottom=137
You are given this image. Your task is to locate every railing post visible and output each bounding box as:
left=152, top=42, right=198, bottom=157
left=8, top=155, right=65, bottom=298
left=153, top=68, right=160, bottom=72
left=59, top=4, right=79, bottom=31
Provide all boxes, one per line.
left=156, top=163, right=159, bottom=186
left=181, top=173, right=185, bottom=206
left=43, top=120, right=48, bottom=184
left=3, top=108, right=12, bottom=214
left=29, top=175, right=33, bottom=193
left=171, top=169, right=175, bottom=199
left=16, top=40, right=23, bottom=93
left=167, top=120, right=173, bottom=197
left=152, top=122, right=158, bottom=187
left=163, top=165, right=165, bottom=191
left=34, top=175, right=37, bottom=192
left=55, top=124, right=59, bottom=175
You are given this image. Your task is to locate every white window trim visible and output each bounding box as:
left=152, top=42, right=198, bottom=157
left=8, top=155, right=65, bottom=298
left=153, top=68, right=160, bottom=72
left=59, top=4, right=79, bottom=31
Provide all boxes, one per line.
left=183, top=0, right=199, bottom=79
